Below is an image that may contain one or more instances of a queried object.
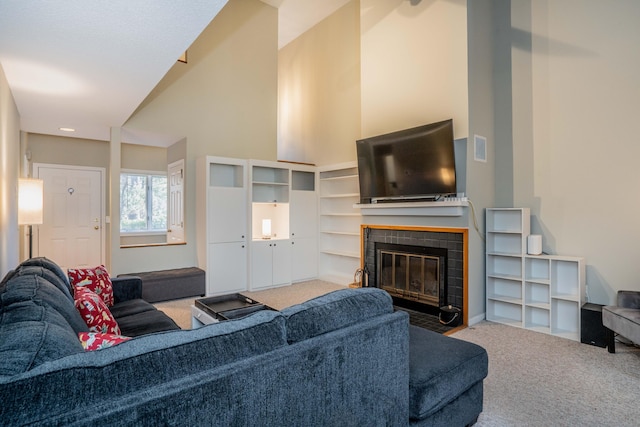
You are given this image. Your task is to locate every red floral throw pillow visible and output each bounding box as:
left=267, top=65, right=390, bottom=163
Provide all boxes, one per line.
left=74, top=287, right=121, bottom=335
left=78, top=332, right=130, bottom=351
left=68, top=265, right=114, bottom=306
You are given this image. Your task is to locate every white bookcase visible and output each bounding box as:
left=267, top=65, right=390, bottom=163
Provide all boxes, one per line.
left=317, top=162, right=361, bottom=285
left=486, top=208, right=585, bottom=341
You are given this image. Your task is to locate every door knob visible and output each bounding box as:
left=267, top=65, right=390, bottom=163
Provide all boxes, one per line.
left=94, top=225, right=99, bottom=230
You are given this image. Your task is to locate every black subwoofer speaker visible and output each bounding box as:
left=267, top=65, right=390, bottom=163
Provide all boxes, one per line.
left=581, top=303, right=607, bottom=348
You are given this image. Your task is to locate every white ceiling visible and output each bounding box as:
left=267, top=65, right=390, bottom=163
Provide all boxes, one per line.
left=0, top=0, right=350, bottom=145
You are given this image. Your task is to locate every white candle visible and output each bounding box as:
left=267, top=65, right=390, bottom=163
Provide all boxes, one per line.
left=262, top=219, right=272, bottom=238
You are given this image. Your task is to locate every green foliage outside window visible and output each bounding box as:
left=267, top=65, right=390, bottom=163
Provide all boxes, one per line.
left=120, top=173, right=167, bottom=232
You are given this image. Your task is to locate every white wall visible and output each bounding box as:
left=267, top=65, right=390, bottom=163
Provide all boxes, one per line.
left=510, top=1, right=640, bottom=303
left=0, top=64, right=21, bottom=277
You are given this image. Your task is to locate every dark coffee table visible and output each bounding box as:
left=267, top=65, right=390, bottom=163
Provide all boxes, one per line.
left=191, top=293, right=276, bottom=327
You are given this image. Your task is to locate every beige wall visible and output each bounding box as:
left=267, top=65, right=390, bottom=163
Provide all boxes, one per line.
left=277, top=0, right=361, bottom=165
left=121, top=143, right=167, bottom=171
left=125, top=0, right=277, bottom=161
left=27, top=133, right=110, bottom=172
left=360, top=0, right=468, bottom=139
left=0, top=64, right=21, bottom=277
left=508, top=1, right=640, bottom=304
left=115, top=0, right=277, bottom=274
left=25, top=132, right=112, bottom=217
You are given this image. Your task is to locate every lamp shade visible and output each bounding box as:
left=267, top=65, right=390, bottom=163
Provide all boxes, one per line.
left=18, top=179, right=44, bottom=225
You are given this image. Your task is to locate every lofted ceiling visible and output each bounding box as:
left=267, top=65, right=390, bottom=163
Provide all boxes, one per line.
left=0, top=0, right=350, bottom=146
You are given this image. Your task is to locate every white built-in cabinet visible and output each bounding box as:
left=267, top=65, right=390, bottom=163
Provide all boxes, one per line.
left=290, top=166, right=318, bottom=282
left=317, top=162, right=361, bottom=285
left=250, top=239, right=292, bottom=290
left=198, top=157, right=358, bottom=294
left=249, top=160, right=291, bottom=290
left=486, top=208, right=586, bottom=341
left=196, top=157, right=248, bottom=296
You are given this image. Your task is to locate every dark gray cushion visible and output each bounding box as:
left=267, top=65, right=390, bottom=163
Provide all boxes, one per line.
left=109, top=298, right=156, bottom=319
left=13, top=264, right=74, bottom=302
left=408, top=325, right=488, bottom=420
left=111, top=276, right=143, bottom=303
left=0, top=274, right=88, bottom=334
left=18, top=257, right=74, bottom=298
left=0, top=319, right=83, bottom=377
left=617, top=290, right=640, bottom=309
left=0, top=275, right=86, bottom=377
left=281, top=287, right=394, bottom=344
left=117, top=309, right=180, bottom=337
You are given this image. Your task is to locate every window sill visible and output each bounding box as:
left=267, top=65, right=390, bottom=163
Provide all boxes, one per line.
left=120, top=242, right=187, bottom=249
left=120, top=231, right=167, bottom=237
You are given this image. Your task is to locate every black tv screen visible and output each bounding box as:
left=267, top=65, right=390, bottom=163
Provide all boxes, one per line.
left=356, top=119, right=456, bottom=204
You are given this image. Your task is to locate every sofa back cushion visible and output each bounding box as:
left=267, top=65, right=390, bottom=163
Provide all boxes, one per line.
left=17, top=257, right=74, bottom=298
left=1, top=272, right=88, bottom=334
left=0, top=275, right=85, bottom=377
left=281, top=288, right=394, bottom=344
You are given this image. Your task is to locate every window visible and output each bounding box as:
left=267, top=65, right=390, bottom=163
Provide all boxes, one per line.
left=120, top=172, right=167, bottom=233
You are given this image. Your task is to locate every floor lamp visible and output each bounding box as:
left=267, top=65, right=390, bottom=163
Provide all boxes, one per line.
left=18, top=178, right=44, bottom=259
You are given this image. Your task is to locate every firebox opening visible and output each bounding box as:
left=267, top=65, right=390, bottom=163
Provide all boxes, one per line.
left=375, top=243, right=448, bottom=312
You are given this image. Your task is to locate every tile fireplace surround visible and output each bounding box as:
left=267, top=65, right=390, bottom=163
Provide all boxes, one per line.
left=361, top=225, right=468, bottom=325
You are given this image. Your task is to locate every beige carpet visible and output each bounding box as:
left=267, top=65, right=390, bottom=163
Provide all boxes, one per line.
left=155, top=287, right=640, bottom=425
left=452, top=322, right=640, bottom=426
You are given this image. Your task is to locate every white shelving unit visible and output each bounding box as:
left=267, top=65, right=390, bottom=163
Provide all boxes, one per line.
left=249, top=160, right=291, bottom=290
left=196, top=156, right=248, bottom=296
left=198, top=157, right=359, bottom=291
left=317, top=162, right=361, bottom=285
left=486, top=208, right=585, bottom=341
left=290, top=165, right=318, bottom=282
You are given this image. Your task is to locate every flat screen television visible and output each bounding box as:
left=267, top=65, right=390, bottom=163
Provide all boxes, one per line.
left=356, top=119, right=456, bottom=204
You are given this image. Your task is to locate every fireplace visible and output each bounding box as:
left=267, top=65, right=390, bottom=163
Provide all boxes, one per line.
left=362, top=225, right=467, bottom=322
left=376, top=243, right=447, bottom=307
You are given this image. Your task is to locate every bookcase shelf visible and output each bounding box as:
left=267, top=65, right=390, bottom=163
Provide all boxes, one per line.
left=486, top=208, right=585, bottom=341
left=317, top=162, right=361, bottom=285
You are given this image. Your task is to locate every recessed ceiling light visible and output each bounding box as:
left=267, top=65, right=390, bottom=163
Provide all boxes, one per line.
left=59, top=127, right=75, bottom=132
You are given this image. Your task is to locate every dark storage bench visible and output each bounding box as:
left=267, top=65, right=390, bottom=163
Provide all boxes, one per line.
left=118, top=267, right=205, bottom=303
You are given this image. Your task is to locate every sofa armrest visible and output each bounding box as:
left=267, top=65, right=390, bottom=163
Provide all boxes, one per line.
left=617, top=291, right=640, bottom=309
left=111, top=276, right=143, bottom=303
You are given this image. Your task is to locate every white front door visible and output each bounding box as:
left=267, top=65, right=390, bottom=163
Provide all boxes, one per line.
left=34, top=164, right=105, bottom=271
left=168, top=159, right=185, bottom=244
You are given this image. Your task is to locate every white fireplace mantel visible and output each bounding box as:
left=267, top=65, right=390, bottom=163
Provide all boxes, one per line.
left=354, top=199, right=468, bottom=217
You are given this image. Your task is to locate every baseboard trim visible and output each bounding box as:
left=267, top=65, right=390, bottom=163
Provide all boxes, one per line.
left=468, top=313, right=485, bottom=326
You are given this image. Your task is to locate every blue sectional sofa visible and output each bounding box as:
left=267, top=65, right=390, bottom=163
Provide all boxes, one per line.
left=0, top=258, right=487, bottom=426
